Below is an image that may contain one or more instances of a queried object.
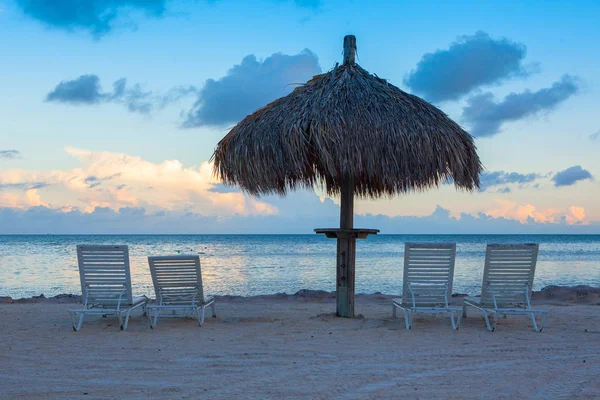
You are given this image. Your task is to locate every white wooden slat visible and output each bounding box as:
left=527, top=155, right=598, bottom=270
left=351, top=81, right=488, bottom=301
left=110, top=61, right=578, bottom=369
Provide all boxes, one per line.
left=152, top=262, right=198, bottom=266
left=157, top=283, right=199, bottom=288
left=406, top=272, right=451, bottom=276
left=408, top=253, right=453, bottom=258
left=80, top=268, right=130, bottom=272
left=406, top=242, right=455, bottom=248
left=80, top=256, right=126, bottom=261
left=80, top=252, right=127, bottom=256
left=488, top=264, right=534, bottom=268
left=488, top=250, right=536, bottom=255
left=83, top=280, right=127, bottom=286
left=153, top=269, right=197, bottom=272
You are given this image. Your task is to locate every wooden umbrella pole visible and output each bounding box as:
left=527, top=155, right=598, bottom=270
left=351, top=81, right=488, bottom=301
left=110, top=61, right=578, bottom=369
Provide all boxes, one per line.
left=337, top=178, right=355, bottom=317
left=336, top=35, right=357, bottom=318
left=340, top=178, right=354, bottom=229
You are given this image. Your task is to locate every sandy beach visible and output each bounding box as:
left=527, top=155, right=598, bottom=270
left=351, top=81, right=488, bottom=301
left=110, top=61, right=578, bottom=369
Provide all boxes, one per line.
left=1, top=287, right=599, bottom=400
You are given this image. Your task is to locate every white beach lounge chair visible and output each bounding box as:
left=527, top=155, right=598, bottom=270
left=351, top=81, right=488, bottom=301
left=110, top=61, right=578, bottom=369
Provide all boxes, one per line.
left=147, top=255, right=216, bottom=328
left=463, top=244, right=548, bottom=332
left=69, top=245, right=147, bottom=331
left=392, top=243, right=462, bottom=329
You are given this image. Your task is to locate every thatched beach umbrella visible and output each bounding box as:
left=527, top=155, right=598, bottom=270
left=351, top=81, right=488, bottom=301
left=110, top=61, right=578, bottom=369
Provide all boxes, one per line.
left=213, top=35, right=482, bottom=317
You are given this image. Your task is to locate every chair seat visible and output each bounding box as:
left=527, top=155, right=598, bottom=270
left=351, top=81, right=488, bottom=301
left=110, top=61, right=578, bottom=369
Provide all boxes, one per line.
left=464, top=297, right=547, bottom=314
left=70, top=296, right=147, bottom=313
left=147, top=296, right=214, bottom=310
left=393, top=298, right=461, bottom=311
left=464, top=297, right=524, bottom=309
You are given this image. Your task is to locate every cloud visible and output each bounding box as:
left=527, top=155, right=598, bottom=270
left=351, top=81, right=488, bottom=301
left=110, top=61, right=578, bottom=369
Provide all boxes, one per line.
left=46, top=74, right=197, bottom=114
left=0, top=150, right=21, bottom=160
left=183, top=49, right=321, bottom=127
left=462, top=75, right=579, bottom=137
left=479, top=170, right=541, bottom=191
left=403, top=31, right=535, bottom=102
left=552, top=165, right=593, bottom=187
left=0, top=147, right=276, bottom=216
left=485, top=199, right=587, bottom=225
left=46, top=74, right=105, bottom=104
left=15, top=0, right=167, bottom=37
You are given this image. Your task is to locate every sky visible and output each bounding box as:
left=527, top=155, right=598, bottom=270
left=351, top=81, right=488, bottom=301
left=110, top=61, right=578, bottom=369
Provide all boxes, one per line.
left=1, top=0, right=599, bottom=234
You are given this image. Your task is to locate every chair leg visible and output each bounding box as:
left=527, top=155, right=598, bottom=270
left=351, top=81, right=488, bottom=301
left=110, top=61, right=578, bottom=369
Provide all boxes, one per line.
left=117, top=312, right=124, bottom=330
left=211, top=302, right=217, bottom=318
left=482, top=310, right=496, bottom=332
left=195, top=307, right=204, bottom=326
left=122, top=309, right=133, bottom=331
left=462, top=304, right=467, bottom=318
left=402, top=309, right=412, bottom=330
left=531, top=312, right=547, bottom=332
left=71, top=312, right=84, bottom=332
left=449, top=310, right=462, bottom=330
left=151, top=309, right=159, bottom=329
left=392, top=304, right=397, bottom=318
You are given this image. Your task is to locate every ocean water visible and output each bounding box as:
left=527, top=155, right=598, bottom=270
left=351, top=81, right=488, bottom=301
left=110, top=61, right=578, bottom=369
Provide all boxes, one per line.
left=0, top=234, right=599, bottom=299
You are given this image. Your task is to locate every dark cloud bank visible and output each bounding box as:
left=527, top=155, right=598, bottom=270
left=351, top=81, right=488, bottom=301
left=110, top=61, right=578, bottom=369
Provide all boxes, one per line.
left=474, top=167, right=592, bottom=192
left=462, top=75, right=580, bottom=137
left=552, top=166, right=593, bottom=187
left=46, top=74, right=196, bottom=114
left=16, top=0, right=321, bottom=37
left=404, top=31, right=535, bottom=102
left=403, top=31, right=580, bottom=138
left=0, top=150, right=21, bottom=159
left=479, top=171, right=541, bottom=192
left=15, top=0, right=167, bottom=37
left=47, top=49, right=320, bottom=125
left=183, top=49, right=321, bottom=127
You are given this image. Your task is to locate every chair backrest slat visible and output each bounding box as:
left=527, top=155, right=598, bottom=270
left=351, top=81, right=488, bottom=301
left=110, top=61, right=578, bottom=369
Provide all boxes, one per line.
left=402, top=243, right=456, bottom=307
left=76, top=245, right=133, bottom=306
left=148, top=255, right=204, bottom=306
left=480, top=244, right=539, bottom=306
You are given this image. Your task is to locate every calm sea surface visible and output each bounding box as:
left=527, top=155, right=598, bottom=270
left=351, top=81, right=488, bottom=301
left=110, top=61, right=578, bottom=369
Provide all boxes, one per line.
left=0, top=234, right=599, bottom=299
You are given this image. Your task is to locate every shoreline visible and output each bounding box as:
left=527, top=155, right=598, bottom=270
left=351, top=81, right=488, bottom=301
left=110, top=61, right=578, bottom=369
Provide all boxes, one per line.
left=2, top=284, right=599, bottom=305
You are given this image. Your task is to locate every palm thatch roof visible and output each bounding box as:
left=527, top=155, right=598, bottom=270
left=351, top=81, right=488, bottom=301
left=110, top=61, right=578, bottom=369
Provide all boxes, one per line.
left=212, top=37, right=482, bottom=198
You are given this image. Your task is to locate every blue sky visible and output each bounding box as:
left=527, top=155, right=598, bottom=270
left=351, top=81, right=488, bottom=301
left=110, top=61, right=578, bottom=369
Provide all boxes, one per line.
left=1, top=0, right=599, bottom=233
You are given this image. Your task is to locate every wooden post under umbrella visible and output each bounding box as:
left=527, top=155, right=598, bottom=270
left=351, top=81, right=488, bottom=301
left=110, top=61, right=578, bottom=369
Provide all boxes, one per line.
left=314, top=36, right=380, bottom=318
